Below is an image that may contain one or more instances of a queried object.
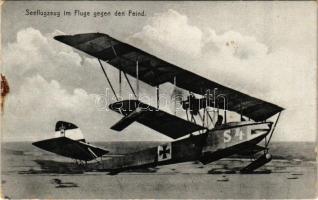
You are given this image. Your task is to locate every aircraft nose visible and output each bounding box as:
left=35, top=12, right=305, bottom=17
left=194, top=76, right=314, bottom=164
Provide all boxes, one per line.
left=251, top=122, right=272, bottom=136
left=267, top=122, right=273, bottom=129
left=251, top=129, right=269, bottom=136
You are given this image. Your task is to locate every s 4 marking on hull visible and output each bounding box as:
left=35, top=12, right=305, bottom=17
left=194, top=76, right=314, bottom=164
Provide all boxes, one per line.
left=224, top=128, right=246, bottom=143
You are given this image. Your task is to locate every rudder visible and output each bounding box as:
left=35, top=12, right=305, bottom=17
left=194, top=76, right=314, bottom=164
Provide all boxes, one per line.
left=55, top=121, right=85, bottom=142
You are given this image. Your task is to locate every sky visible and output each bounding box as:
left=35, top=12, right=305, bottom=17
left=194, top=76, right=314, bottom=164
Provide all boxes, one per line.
left=1, top=1, right=317, bottom=142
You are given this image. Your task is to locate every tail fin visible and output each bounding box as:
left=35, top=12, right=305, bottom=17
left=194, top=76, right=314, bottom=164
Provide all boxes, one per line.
left=54, top=121, right=85, bottom=142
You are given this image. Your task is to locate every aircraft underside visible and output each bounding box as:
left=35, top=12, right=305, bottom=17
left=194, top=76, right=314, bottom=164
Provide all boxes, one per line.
left=85, top=121, right=273, bottom=174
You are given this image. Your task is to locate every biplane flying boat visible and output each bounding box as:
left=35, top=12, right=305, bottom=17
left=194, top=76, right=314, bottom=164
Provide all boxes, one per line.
left=33, top=33, right=284, bottom=174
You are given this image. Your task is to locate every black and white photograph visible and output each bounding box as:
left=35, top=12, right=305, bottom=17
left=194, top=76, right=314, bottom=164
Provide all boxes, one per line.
left=1, top=1, right=317, bottom=199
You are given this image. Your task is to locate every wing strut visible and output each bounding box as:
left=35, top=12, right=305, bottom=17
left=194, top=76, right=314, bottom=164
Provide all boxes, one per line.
left=156, top=85, right=159, bottom=109
left=173, top=76, right=177, bottom=115
left=216, top=94, right=227, bottom=124
left=136, top=60, right=139, bottom=100
left=265, top=112, right=282, bottom=147
left=119, top=70, right=122, bottom=96
left=124, top=73, right=137, bottom=98
left=107, top=35, right=136, bottom=99
left=98, top=59, right=119, bottom=101
left=87, top=147, right=98, bottom=159
left=107, top=36, right=122, bottom=97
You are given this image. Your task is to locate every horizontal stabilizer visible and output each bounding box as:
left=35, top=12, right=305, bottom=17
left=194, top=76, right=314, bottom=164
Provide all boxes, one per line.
left=111, top=108, right=143, bottom=131
left=32, top=137, right=109, bottom=161
left=109, top=100, right=205, bottom=139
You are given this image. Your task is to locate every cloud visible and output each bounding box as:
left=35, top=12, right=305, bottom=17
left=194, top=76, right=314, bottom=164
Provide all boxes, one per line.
left=2, top=9, right=316, bottom=142
left=132, top=9, right=203, bottom=57
left=203, top=29, right=268, bottom=59
left=3, top=74, right=95, bottom=140
left=3, top=28, right=107, bottom=94
left=2, top=28, right=103, bottom=141
left=2, top=28, right=171, bottom=142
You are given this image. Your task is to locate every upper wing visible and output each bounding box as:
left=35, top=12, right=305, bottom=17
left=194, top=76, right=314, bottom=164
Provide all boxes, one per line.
left=109, top=100, right=205, bottom=139
left=32, top=137, right=109, bottom=161
left=54, top=33, right=283, bottom=121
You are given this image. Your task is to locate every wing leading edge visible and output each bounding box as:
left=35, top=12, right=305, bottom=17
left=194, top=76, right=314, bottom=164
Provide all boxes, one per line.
left=54, top=33, right=283, bottom=121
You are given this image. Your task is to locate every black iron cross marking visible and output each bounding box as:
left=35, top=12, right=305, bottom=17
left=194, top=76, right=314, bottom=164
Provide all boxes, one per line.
left=159, top=145, right=170, bottom=159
